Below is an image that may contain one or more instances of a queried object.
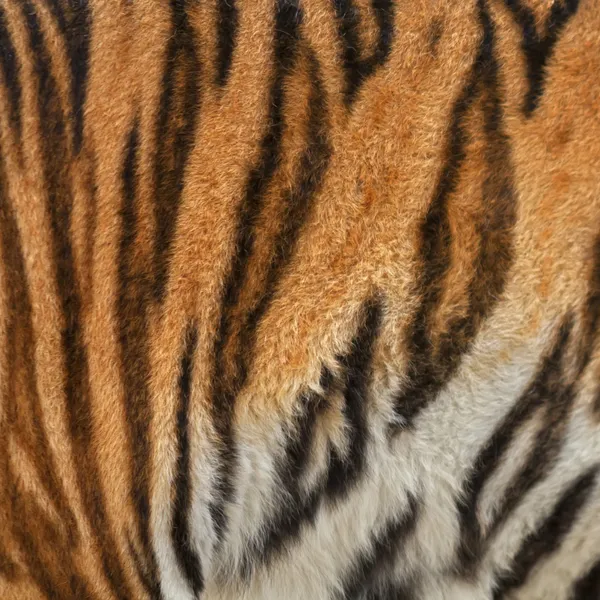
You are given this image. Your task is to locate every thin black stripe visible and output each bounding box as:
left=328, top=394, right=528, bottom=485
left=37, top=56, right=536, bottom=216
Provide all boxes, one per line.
left=240, top=298, right=382, bottom=575
left=239, top=45, right=331, bottom=377
left=118, top=120, right=163, bottom=600
left=208, top=0, right=302, bottom=545
left=171, top=326, right=204, bottom=595
left=569, top=557, right=600, bottom=600
left=341, top=494, right=419, bottom=599
left=503, top=0, right=580, bottom=116
left=20, top=3, right=133, bottom=598
left=153, top=0, right=201, bottom=302
left=392, top=0, right=515, bottom=431
left=326, top=299, right=382, bottom=501
left=0, top=5, right=22, bottom=141
left=456, top=317, right=574, bottom=573
left=215, top=0, right=238, bottom=86
left=46, top=0, right=90, bottom=154
left=239, top=369, right=333, bottom=579
left=492, top=467, right=598, bottom=600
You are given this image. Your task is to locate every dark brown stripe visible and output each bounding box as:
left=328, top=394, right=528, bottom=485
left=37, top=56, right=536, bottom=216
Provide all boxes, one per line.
left=503, top=0, right=580, bottom=116
left=153, top=0, right=201, bottom=302
left=570, top=557, right=600, bottom=600
left=118, top=120, right=163, bottom=599
left=171, top=325, right=204, bottom=595
left=46, top=0, right=90, bottom=154
left=392, top=0, right=515, bottom=431
left=456, top=317, right=573, bottom=574
left=341, top=494, right=419, bottom=600
left=492, top=466, right=598, bottom=600
left=20, top=2, right=133, bottom=598
left=215, top=0, right=238, bottom=86
left=208, top=0, right=302, bottom=545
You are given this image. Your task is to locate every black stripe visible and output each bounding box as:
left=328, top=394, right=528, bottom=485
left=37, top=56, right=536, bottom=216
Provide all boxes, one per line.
left=238, top=369, right=333, bottom=579
left=392, top=0, right=515, bottom=431
left=333, top=0, right=395, bottom=105
left=239, top=46, right=331, bottom=375
left=208, top=0, right=302, bottom=545
left=362, top=0, right=395, bottom=75
left=569, top=557, right=600, bottom=600
left=46, top=0, right=91, bottom=154
left=456, top=317, right=573, bottom=573
left=492, top=467, right=598, bottom=600
left=118, top=121, right=163, bottom=599
left=334, top=0, right=394, bottom=106
left=215, top=0, right=238, bottom=86
left=153, top=0, right=201, bottom=301
left=333, top=0, right=363, bottom=104
left=326, top=299, right=383, bottom=501
left=171, top=326, right=204, bottom=595
left=20, top=3, right=133, bottom=597
left=240, top=299, right=382, bottom=575
left=341, top=494, right=419, bottom=599
left=457, top=232, right=600, bottom=574
left=0, top=5, right=22, bottom=141
left=503, top=0, right=580, bottom=116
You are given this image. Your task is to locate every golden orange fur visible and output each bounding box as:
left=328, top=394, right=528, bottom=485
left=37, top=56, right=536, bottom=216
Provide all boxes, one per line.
left=0, top=1, right=599, bottom=599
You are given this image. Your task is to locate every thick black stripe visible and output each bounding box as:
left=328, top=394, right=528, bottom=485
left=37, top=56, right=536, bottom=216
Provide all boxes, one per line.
left=503, top=0, right=580, bottom=116
left=341, top=494, right=419, bottom=600
left=0, top=5, right=22, bottom=141
left=171, top=326, right=204, bottom=595
left=570, top=557, right=600, bottom=600
left=118, top=121, right=163, bottom=600
left=20, top=3, right=133, bottom=598
left=456, top=317, right=573, bottom=573
left=393, top=0, right=516, bottom=431
left=215, top=0, right=238, bottom=86
left=47, top=0, right=91, bottom=154
left=208, top=0, right=302, bottom=545
left=492, top=467, right=598, bottom=600
left=326, top=299, right=382, bottom=501
left=333, top=0, right=395, bottom=105
left=153, top=0, right=201, bottom=301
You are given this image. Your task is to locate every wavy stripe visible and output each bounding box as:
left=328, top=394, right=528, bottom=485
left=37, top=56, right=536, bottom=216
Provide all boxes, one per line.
left=208, top=0, right=303, bottom=545
left=503, top=0, right=580, bottom=116
left=171, top=325, right=204, bottom=595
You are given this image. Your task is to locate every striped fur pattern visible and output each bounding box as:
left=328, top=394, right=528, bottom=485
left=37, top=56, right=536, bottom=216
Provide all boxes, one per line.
left=0, top=0, right=599, bottom=598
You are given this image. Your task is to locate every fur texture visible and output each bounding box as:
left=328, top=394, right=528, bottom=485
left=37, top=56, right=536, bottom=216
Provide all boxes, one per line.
left=0, top=0, right=599, bottom=599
